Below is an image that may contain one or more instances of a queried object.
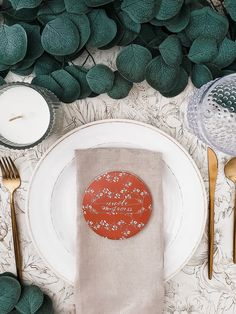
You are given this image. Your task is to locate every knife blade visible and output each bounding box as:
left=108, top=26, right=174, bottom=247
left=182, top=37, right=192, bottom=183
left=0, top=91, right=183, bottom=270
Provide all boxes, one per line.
left=207, top=147, right=218, bottom=280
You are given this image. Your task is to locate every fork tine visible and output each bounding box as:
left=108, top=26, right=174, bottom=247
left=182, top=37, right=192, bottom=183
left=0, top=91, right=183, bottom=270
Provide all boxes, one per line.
left=2, top=157, right=11, bottom=179
left=5, top=157, right=16, bottom=179
left=0, top=159, right=7, bottom=179
left=8, top=157, right=20, bottom=179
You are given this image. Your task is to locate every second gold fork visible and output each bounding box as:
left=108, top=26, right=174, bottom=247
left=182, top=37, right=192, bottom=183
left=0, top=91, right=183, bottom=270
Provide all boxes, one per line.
left=0, top=157, right=22, bottom=282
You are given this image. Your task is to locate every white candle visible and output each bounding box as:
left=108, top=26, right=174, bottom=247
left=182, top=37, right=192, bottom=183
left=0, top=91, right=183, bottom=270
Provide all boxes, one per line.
left=0, top=86, right=51, bottom=145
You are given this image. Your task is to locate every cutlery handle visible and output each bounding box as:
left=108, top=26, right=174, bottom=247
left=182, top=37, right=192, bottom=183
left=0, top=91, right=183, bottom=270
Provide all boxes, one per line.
left=208, top=198, right=214, bottom=279
left=10, top=192, right=23, bottom=282
left=208, top=148, right=218, bottom=280
left=234, top=192, right=236, bottom=264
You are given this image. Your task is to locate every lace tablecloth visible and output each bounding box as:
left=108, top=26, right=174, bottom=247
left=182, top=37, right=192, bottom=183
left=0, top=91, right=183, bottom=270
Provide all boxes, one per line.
left=0, top=47, right=234, bottom=313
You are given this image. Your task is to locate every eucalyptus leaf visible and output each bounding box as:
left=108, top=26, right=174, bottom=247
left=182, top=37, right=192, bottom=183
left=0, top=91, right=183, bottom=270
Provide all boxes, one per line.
left=15, top=286, right=44, bottom=314
left=51, top=69, right=81, bottom=102
left=155, top=0, right=184, bottom=21
left=224, top=0, right=236, bottom=22
left=205, top=63, right=221, bottom=79
left=11, top=65, right=34, bottom=75
left=85, top=0, right=114, bottom=7
left=65, top=65, right=92, bottom=98
left=9, top=0, right=42, bottom=10
left=133, top=23, right=157, bottom=46
left=161, top=67, right=188, bottom=97
left=177, top=31, right=192, bottom=47
left=87, top=9, right=117, bottom=48
left=4, top=6, right=38, bottom=22
left=185, top=7, right=229, bottom=43
left=165, top=4, right=190, bottom=32
left=181, top=56, right=192, bottom=74
left=212, top=37, right=236, bottom=68
left=0, top=276, right=21, bottom=314
left=121, top=0, right=159, bottom=23
left=159, top=35, right=183, bottom=66
left=35, top=295, right=53, bottom=314
left=64, top=0, right=90, bottom=14
left=20, top=23, right=44, bottom=60
left=107, top=71, right=133, bottom=99
left=66, top=13, right=91, bottom=51
left=34, top=53, right=61, bottom=75
left=41, top=16, right=80, bottom=56
left=191, top=64, right=213, bottom=88
left=0, top=24, right=27, bottom=65
left=32, top=75, right=63, bottom=99
left=11, top=57, right=35, bottom=70
left=86, top=64, right=114, bottom=93
left=116, top=44, right=152, bottom=82
left=145, top=55, right=180, bottom=92
left=0, top=64, right=10, bottom=71
left=188, top=36, right=218, bottom=64
left=37, top=0, right=65, bottom=24
left=117, top=11, right=141, bottom=46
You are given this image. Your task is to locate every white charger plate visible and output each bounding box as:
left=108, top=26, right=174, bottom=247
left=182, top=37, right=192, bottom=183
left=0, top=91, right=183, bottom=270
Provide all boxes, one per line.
left=27, top=120, right=207, bottom=283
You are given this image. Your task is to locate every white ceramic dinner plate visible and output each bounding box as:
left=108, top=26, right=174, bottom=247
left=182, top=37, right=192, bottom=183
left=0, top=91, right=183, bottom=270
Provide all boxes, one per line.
left=27, top=120, right=207, bottom=283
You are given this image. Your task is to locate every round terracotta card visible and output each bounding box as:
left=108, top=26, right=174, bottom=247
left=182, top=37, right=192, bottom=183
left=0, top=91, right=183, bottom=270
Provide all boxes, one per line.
left=82, top=171, right=152, bottom=240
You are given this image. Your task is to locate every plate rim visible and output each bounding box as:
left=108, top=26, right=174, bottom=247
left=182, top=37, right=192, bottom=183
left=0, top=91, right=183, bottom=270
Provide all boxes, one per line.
left=26, top=119, right=207, bottom=283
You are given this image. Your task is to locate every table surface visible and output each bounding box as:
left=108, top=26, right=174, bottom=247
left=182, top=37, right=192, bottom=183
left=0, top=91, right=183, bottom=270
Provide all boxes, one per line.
left=0, top=47, right=235, bottom=314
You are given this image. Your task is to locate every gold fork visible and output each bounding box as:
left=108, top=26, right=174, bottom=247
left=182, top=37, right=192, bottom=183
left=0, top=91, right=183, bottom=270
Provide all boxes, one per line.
left=0, top=157, right=22, bottom=282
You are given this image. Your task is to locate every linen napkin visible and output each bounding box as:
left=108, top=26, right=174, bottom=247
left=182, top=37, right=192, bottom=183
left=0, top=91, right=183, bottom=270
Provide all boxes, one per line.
left=75, top=148, right=164, bottom=314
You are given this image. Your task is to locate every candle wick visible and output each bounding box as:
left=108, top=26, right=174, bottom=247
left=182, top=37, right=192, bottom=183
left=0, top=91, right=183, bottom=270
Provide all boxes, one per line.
left=9, top=115, right=24, bottom=122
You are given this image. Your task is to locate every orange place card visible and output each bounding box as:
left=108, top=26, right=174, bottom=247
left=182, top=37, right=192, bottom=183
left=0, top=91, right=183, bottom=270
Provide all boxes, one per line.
left=82, top=171, right=152, bottom=240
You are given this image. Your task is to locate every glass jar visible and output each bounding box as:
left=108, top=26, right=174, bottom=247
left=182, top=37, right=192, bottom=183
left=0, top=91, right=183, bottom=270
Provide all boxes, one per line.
left=187, top=74, right=236, bottom=155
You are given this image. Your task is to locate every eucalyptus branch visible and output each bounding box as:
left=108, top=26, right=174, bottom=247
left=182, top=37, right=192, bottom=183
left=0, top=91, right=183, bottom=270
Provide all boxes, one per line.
left=85, top=48, right=96, bottom=66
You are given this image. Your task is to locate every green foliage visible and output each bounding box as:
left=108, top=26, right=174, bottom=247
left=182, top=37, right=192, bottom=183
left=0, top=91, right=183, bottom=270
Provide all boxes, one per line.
left=165, top=5, right=190, bottom=33
left=224, top=0, right=236, bottom=22
left=87, top=9, right=117, bottom=48
left=85, top=0, right=114, bottom=7
left=145, top=56, right=180, bottom=93
left=191, top=64, right=213, bottom=88
left=108, top=71, right=133, bottom=99
left=159, top=35, right=183, bottom=66
left=0, top=0, right=236, bottom=101
left=0, top=24, right=27, bottom=65
left=161, top=67, right=188, bottom=97
left=41, top=16, right=80, bottom=56
left=32, top=74, right=63, bottom=98
left=51, top=69, right=81, bottom=102
left=185, top=7, right=229, bottom=43
left=0, top=273, right=53, bottom=314
left=15, top=286, right=44, bottom=314
left=65, top=65, right=92, bottom=98
left=212, top=37, right=236, bottom=68
left=64, top=0, right=90, bottom=14
left=116, top=44, right=152, bottom=82
left=86, top=64, right=114, bottom=93
left=116, top=11, right=141, bottom=46
left=66, top=14, right=90, bottom=51
left=0, top=276, right=21, bottom=314
left=188, top=36, right=218, bottom=64
left=35, top=295, right=53, bottom=314
left=155, top=0, right=184, bottom=21
left=9, top=0, right=42, bottom=10
left=34, top=53, right=61, bottom=75
left=121, top=0, right=159, bottom=23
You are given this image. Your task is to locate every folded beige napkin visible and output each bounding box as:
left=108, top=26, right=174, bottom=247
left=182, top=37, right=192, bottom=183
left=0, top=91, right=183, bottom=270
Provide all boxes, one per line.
left=75, top=148, right=164, bottom=314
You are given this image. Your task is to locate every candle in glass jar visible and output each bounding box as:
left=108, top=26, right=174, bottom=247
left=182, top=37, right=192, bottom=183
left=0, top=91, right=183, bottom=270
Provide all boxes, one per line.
left=0, top=85, right=51, bottom=145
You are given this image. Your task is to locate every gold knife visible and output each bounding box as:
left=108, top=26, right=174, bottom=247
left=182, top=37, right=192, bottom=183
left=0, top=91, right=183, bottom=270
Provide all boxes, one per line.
left=207, top=147, right=218, bottom=280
